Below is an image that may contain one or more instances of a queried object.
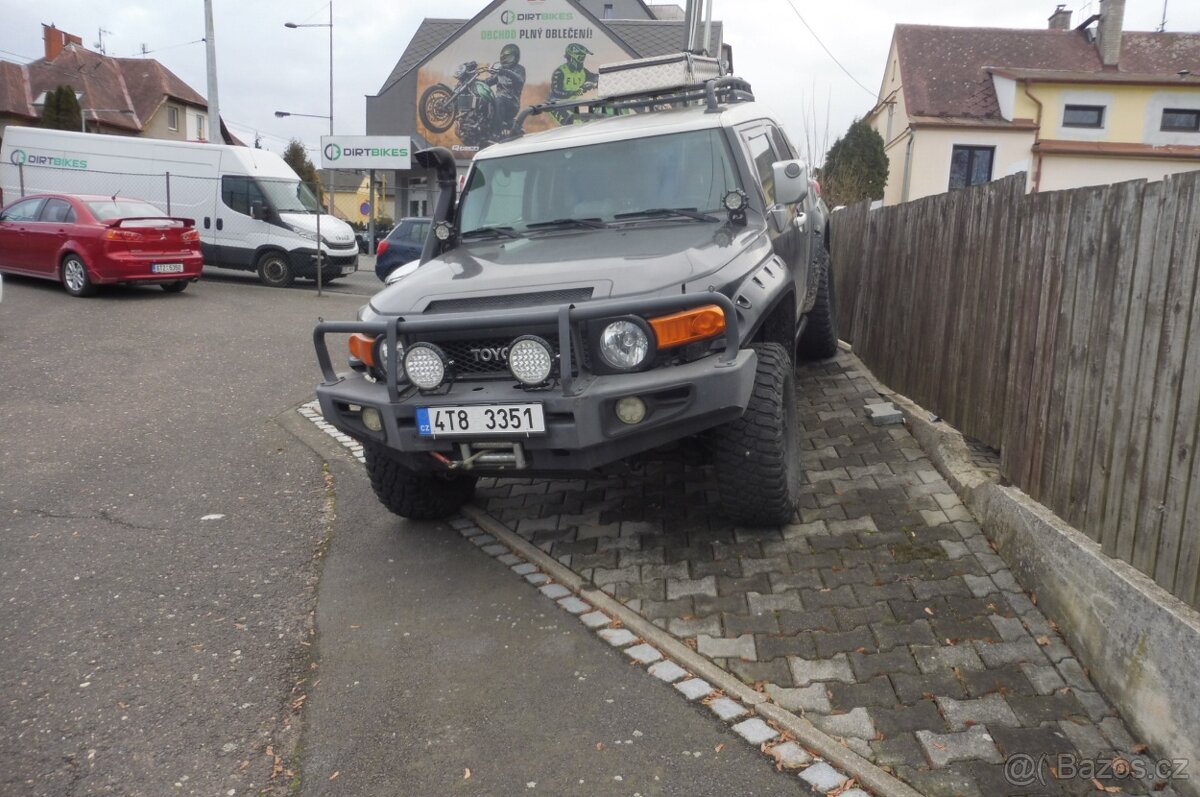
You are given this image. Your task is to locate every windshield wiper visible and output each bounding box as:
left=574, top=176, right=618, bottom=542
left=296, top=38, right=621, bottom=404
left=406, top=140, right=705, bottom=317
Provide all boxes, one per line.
left=526, top=217, right=608, bottom=230
left=461, top=225, right=522, bottom=240
left=615, top=207, right=719, bottom=223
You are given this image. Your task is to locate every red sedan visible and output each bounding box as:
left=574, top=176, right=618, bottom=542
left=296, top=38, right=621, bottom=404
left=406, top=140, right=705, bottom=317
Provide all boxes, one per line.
left=0, top=193, right=203, bottom=296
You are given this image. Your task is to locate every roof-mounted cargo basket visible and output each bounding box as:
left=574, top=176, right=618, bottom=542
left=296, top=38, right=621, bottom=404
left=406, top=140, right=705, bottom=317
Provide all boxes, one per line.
left=511, top=75, right=755, bottom=136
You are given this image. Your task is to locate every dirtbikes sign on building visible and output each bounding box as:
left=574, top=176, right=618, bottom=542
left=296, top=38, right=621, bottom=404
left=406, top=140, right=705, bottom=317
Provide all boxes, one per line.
left=320, top=136, right=412, bottom=170
left=416, top=0, right=631, bottom=160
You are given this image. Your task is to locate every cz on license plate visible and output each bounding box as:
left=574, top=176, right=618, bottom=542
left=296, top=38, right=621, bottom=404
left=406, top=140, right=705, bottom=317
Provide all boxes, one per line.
left=152, top=263, right=185, bottom=274
left=417, top=404, right=545, bottom=437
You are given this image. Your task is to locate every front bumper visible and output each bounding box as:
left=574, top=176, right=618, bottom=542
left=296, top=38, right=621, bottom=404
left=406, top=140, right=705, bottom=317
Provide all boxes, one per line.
left=313, top=293, right=755, bottom=474
left=293, top=247, right=358, bottom=277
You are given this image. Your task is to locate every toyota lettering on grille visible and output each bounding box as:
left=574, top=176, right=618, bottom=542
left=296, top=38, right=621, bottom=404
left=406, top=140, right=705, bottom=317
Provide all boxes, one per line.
left=470, top=346, right=509, bottom=364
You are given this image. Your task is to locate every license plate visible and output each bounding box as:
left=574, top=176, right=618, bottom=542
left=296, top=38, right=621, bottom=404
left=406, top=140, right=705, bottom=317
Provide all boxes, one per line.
left=417, top=404, right=545, bottom=437
left=152, top=263, right=184, bottom=274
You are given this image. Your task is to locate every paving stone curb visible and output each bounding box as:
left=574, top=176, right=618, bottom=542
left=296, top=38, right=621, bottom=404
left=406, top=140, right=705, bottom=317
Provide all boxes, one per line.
left=461, top=504, right=923, bottom=797
left=841, top=350, right=1200, bottom=797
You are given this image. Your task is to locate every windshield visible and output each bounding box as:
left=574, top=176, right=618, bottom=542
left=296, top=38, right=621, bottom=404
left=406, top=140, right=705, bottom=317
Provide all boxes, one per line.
left=86, top=199, right=166, bottom=220
left=458, top=128, right=740, bottom=235
left=258, top=178, right=323, bottom=213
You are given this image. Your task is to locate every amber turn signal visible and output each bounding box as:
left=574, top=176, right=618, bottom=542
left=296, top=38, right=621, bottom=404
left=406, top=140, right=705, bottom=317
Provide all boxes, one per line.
left=348, top=333, right=379, bottom=367
left=649, top=305, right=726, bottom=349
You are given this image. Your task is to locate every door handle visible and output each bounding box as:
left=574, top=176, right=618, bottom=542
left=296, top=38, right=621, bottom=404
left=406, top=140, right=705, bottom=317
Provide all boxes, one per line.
left=216, top=218, right=224, bottom=231
left=204, top=217, right=211, bottom=229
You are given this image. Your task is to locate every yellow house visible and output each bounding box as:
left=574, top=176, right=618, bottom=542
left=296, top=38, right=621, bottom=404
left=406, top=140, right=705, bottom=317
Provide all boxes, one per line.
left=867, top=0, right=1200, bottom=205
left=317, top=169, right=396, bottom=223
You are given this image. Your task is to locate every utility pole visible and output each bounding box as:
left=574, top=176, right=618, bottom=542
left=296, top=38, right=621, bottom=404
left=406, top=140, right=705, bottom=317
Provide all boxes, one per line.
left=204, top=0, right=221, bottom=143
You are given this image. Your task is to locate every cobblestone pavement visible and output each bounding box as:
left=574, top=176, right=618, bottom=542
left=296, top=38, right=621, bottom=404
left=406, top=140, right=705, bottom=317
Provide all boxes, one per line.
left=474, top=353, right=1180, bottom=797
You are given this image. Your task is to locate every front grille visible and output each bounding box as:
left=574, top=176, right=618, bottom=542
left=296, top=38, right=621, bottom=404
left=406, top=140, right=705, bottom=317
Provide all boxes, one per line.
left=436, top=334, right=563, bottom=380
left=425, top=288, right=594, bottom=314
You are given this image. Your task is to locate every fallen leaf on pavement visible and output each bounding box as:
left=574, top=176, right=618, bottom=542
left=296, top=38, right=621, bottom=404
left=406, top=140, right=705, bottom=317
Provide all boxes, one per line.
left=715, top=744, right=725, bottom=753
left=330, top=771, right=340, bottom=781
left=596, top=742, right=605, bottom=751
left=463, top=769, right=470, bottom=780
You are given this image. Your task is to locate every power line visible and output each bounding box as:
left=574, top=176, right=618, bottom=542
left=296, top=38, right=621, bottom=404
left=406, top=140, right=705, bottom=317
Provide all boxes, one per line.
left=126, top=38, right=205, bottom=58
left=778, top=0, right=877, bottom=99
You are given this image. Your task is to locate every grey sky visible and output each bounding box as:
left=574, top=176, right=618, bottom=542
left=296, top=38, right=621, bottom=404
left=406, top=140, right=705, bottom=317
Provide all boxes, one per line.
left=2, top=0, right=1197, bottom=163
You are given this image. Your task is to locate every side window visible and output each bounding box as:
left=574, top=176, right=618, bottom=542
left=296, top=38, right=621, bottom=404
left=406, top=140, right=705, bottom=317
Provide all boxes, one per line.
left=221, top=176, right=265, bottom=216
left=410, top=222, right=430, bottom=243
left=743, top=130, right=778, bottom=206
left=3, top=198, right=45, bottom=222
left=769, top=127, right=797, bottom=161
left=40, top=198, right=74, bottom=223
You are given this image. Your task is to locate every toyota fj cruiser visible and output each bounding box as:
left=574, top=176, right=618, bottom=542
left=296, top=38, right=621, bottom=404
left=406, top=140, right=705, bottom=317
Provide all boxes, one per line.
left=313, top=76, right=838, bottom=526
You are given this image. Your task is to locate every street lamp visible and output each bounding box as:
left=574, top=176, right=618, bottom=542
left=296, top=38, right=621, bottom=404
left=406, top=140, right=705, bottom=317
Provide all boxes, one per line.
left=283, top=2, right=333, bottom=137
left=273, top=111, right=331, bottom=121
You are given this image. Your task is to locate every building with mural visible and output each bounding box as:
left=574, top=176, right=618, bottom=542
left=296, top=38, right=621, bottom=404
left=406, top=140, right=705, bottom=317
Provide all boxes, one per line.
left=366, top=0, right=725, bottom=216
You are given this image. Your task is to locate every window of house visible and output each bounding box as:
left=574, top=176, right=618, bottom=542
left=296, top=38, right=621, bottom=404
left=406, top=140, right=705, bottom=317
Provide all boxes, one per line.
left=196, top=113, right=207, bottom=140
left=1161, top=108, right=1200, bottom=133
left=948, top=145, right=995, bottom=190
left=167, top=106, right=179, bottom=131
left=603, top=3, right=614, bottom=18
left=1062, top=104, right=1105, bottom=128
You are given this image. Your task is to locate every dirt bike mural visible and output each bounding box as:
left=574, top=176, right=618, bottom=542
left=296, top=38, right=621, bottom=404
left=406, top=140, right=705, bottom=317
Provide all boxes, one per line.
left=415, top=0, right=630, bottom=159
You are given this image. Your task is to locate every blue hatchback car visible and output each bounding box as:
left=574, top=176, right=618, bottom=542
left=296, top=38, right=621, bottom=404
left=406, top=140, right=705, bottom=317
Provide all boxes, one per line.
left=374, top=217, right=431, bottom=281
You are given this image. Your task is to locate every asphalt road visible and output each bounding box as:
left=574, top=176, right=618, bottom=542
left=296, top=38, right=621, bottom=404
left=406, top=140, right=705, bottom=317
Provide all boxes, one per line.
left=0, top=268, right=802, bottom=796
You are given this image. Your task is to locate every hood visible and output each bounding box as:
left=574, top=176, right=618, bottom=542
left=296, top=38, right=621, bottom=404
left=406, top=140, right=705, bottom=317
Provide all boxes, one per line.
left=370, top=222, right=764, bottom=315
left=279, top=212, right=356, bottom=247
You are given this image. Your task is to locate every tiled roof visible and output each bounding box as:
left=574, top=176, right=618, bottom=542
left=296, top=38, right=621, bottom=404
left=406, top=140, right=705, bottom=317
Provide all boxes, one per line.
left=606, top=20, right=722, bottom=57
left=647, top=4, right=685, bottom=20
left=0, top=61, right=33, bottom=119
left=377, top=18, right=466, bottom=95
left=3, top=43, right=213, bottom=135
left=894, top=24, right=1200, bottom=121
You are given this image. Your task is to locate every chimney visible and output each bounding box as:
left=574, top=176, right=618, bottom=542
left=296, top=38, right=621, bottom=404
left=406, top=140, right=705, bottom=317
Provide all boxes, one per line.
left=42, top=24, right=82, bottom=60
left=1048, top=5, right=1072, bottom=30
left=1097, top=0, right=1125, bottom=68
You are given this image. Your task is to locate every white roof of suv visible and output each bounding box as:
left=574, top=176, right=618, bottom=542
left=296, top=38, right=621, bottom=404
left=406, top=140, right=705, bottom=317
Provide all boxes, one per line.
left=477, top=100, right=777, bottom=160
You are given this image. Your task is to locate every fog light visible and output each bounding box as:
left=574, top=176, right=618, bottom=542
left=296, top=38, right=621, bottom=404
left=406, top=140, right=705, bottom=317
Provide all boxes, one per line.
left=615, top=396, right=647, bottom=425
left=361, top=407, right=383, bottom=432
left=404, top=343, right=448, bottom=390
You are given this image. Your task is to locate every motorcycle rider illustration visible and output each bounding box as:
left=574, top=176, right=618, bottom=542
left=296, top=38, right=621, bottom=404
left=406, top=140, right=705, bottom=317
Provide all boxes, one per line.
left=548, top=43, right=598, bottom=124
left=488, top=44, right=526, bottom=137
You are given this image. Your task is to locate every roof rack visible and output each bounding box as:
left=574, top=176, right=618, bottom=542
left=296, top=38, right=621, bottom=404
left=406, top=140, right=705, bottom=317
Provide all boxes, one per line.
left=510, top=76, right=755, bottom=138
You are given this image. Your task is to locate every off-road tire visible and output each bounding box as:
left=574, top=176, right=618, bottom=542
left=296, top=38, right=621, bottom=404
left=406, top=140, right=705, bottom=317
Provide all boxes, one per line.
left=256, top=251, right=294, bottom=288
left=61, top=254, right=97, bottom=297
left=418, top=84, right=456, bottom=133
left=161, top=280, right=189, bottom=293
left=364, top=444, right=477, bottom=521
left=710, top=343, right=801, bottom=526
left=797, top=247, right=839, bottom=360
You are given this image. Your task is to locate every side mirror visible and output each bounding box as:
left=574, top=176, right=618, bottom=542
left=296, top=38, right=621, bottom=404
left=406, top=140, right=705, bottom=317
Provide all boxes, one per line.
left=250, top=202, right=265, bottom=220
left=773, top=160, right=809, bottom=206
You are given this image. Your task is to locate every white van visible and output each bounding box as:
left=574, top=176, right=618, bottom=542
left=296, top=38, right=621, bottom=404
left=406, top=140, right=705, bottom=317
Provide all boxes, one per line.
left=0, top=126, right=358, bottom=287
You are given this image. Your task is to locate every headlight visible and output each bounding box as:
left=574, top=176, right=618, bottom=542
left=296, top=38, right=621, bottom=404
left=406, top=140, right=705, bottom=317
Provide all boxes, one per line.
left=290, top=226, right=318, bottom=242
left=508, top=336, right=554, bottom=385
left=376, top=339, right=405, bottom=379
left=599, top=320, right=650, bottom=370
left=404, top=343, right=447, bottom=389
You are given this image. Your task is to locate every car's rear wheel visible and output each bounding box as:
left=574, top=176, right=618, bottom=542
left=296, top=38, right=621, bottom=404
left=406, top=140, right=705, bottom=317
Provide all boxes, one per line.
left=797, top=247, right=839, bottom=360
left=256, top=251, right=294, bottom=288
left=61, top=254, right=97, bottom=297
left=161, top=280, right=189, bottom=293
left=710, top=343, right=801, bottom=526
left=364, top=444, right=477, bottom=521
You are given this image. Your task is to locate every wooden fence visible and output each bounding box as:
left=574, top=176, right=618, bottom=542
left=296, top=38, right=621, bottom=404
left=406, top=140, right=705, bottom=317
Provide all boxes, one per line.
left=830, top=171, right=1200, bottom=609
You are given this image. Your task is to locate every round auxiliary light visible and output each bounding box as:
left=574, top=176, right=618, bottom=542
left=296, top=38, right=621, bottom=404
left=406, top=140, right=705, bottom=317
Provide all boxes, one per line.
left=599, top=320, right=650, bottom=370
left=615, top=396, right=647, bottom=425
left=722, top=189, right=748, bottom=213
left=433, top=221, right=454, bottom=242
left=508, top=335, right=555, bottom=385
left=403, top=343, right=448, bottom=390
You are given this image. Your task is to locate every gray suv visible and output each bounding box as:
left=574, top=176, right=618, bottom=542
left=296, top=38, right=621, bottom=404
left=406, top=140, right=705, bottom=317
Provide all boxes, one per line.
left=314, top=78, right=837, bottom=526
